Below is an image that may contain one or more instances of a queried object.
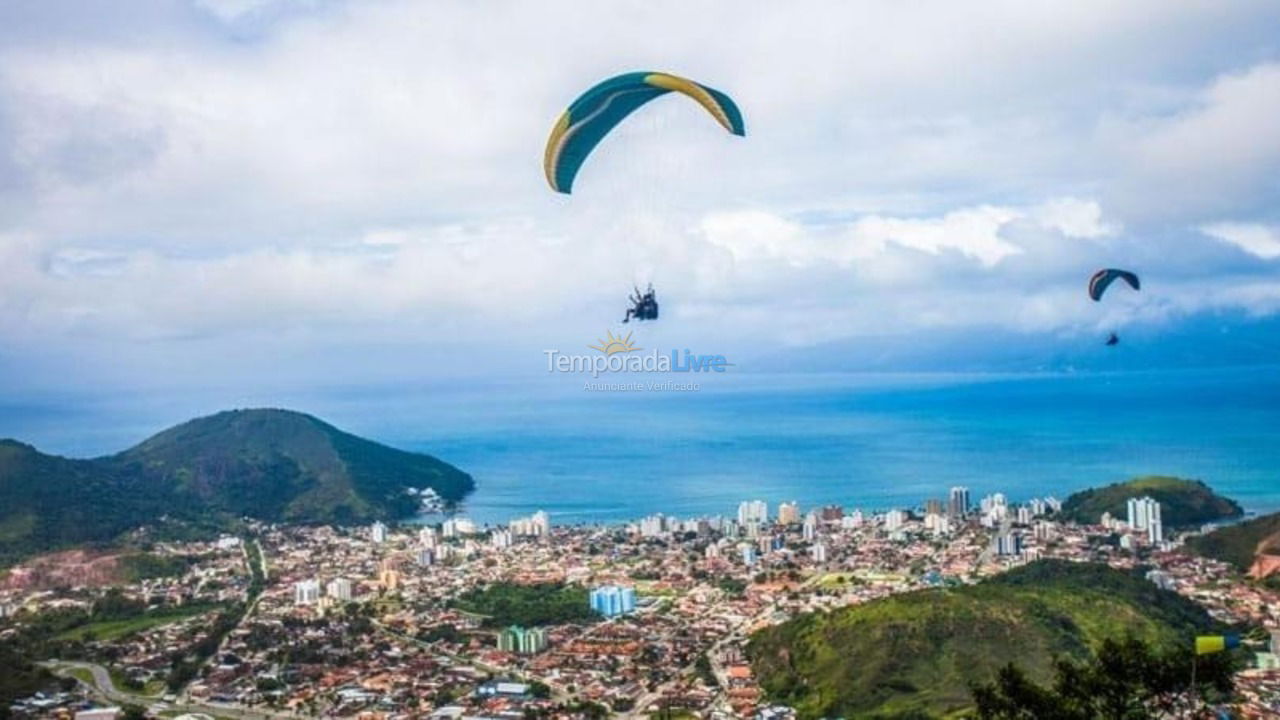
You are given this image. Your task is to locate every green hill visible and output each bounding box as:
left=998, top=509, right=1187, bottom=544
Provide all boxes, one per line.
left=747, top=560, right=1215, bottom=720
left=0, top=409, right=473, bottom=564
left=1186, top=511, right=1280, bottom=572
left=1057, top=476, right=1241, bottom=529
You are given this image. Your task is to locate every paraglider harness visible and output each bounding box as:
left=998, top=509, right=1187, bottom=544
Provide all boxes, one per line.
left=623, top=284, right=659, bottom=323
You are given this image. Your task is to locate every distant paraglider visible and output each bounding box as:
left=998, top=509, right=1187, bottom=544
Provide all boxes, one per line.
left=543, top=71, right=745, bottom=194
left=1088, top=268, right=1140, bottom=302
left=623, top=284, right=659, bottom=323
left=1089, top=268, right=1140, bottom=346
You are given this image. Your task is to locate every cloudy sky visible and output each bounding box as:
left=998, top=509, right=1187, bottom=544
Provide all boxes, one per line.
left=2, top=0, right=1280, bottom=398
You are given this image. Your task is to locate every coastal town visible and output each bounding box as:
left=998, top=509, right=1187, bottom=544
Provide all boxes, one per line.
left=4, top=490, right=1279, bottom=720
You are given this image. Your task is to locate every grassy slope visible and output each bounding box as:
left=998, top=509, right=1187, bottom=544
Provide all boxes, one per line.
left=451, top=583, right=596, bottom=628
left=748, top=560, right=1214, bottom=720
left=1186, top=511, right=1280, bottom=571
left=55, top=604, right=222, bottom=642
left=1058, top=476, right=1241, bottom=528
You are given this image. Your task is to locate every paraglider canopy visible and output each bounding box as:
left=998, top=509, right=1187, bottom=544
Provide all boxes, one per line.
left=1106, top=332, right=1120, bottom=346
left=1088, top=268, right=1140, bottom=302
left=544, top=71, right=745, bottom=194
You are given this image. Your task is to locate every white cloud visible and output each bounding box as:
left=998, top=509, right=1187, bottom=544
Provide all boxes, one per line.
left=1200, top=222, right=1280, bottom=260
left=1031, top=198, right=1117, bottom=239
left=702, top=200, right=1117, bottom=271
left=1108, top=62, right=1280, bottom=220
left=848, top=206, right=1023, bottom=267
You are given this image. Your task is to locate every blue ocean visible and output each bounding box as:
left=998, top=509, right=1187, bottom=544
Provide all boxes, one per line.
left=3, top=367, right=1279, bottom=525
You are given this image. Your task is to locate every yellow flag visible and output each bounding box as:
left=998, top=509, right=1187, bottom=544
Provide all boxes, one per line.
left=1196, top=635, right=1239, bottom=655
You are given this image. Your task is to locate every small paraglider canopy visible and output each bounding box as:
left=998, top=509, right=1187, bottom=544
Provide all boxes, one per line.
left=1106, top=332, right=1120, bottom=346
left=623, top=284, right=659, bottom=323
left=543, top=71, right=745, bottom=194
left=1088, top=268, right=1140, bottom=302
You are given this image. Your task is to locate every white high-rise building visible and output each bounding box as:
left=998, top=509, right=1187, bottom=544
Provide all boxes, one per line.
left=811, top=543, right=827, bottom=563
left=884, top=509, right=908, bottom=532
left=1127, top=496, right=1163, bottom=543
left=442, top=517, right=476, bottom=538
left=491, top=529, right=513, bottom=549
left=802, top=519, right=817, bottom=541
left=638, top=514, right=666, bottom=538
left=294, top=579, right=321, bottom=606
left=738, top=500, right=768, bottom=525
left=925, top=513, right=951, bottom=536
left=418, top=526, right=438, bottom=547
left=993, top=531, right=1022, bottom=557
left=326, top=577, right=353, bottom=602
left=369, top=522, right=388, bottom=544
left=1127, top=497, right=1149, bottom=529
left=531, top=510, right=551, bottom=536
left=510, top=510, right=552, bottom=537
left=1146, top=501, right=1163, bottom=544
left=981, top=493, right=1008, bottom=515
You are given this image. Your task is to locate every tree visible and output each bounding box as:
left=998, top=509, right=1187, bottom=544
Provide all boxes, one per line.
left=528, top=680, right=551, bottom=699
left=970, top=637, right=1235, bottom=720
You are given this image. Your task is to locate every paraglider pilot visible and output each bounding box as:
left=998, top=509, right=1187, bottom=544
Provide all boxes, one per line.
left=623, top=284, right=659, bottom=323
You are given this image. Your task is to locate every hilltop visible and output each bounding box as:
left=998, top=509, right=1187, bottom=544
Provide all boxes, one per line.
left=1057, top=476, right=1241, bottom=529
left=0, top=409, right=473, bottom=564
left=1186, top=511, right=1280, bottom=578
left=747, top=560, right=1215, bottom=719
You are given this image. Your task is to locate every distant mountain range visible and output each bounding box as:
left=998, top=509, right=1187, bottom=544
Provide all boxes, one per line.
left=750, top=311, right=1280, bottom=373
left=1058, top=476, right=1243, bottom=528
left=748, top=560, right=1217, bottom=719
left=0, top=409, right=473, bottom=565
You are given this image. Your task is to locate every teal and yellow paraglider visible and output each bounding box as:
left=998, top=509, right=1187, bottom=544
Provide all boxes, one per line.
left=1088, top=268, right=1140, bottom=302
left=544, top=71, right=745, bottom=194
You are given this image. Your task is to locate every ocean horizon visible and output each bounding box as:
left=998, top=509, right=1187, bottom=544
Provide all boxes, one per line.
left=6, top=365, right=1278, bottom=527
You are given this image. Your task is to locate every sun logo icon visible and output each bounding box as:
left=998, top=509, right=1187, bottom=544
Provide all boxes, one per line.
left=589, top=330, right=641, bottom=356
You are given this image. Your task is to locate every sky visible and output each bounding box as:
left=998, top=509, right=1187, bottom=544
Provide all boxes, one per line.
left=2, top=0, right=1280, bottom=402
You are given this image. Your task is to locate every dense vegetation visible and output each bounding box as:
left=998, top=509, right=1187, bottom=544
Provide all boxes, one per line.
left=747, top=560, right=1218, bottom=719
left=451, top=582, right=596, bottom=627
left=1185, top=510, right=1280, bottom=571
left=117, top=552, right=195, bottom=582
left=1057, top=476, right=1241, bottom=529
left=972, top=636, right=1235, bottom=719
left=0, top=409, right=474, bottom=564
left=0, top=592, right=211, bottom=713
left=0, top=641, right=65, bottom=720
